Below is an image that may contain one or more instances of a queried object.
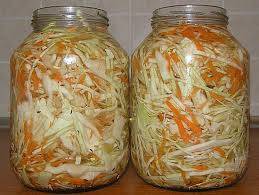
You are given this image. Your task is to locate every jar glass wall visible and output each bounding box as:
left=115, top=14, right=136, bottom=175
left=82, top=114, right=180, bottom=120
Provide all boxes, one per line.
left=130, top=5, right=249, bottom=191
left=10, top=6, right=129, bottom=192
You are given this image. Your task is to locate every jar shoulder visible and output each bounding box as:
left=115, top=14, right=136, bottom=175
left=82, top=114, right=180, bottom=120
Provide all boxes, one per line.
left=11, top=29, right=129, bottom=67
left=132, top=25, right=248, bottom=63
left=14, top=29, right=125, bottom=52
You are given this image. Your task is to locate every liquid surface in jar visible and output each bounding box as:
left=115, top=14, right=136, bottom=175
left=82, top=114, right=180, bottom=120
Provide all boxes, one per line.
left=10, top=25, right=129, bottom=191
left=130, top=24, right=249, bottom=190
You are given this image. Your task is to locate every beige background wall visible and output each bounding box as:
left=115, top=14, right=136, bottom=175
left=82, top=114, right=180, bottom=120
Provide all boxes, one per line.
left=0, top=0, right=258, bottom=117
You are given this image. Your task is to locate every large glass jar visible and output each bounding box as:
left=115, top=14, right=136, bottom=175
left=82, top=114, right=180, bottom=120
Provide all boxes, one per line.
left=131, top=5, right=249, bottom=190
left=10, top=6, right=129, bottom=192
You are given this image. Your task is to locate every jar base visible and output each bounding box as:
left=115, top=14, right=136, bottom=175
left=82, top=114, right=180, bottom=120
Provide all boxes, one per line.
left=22, top=178, right=118, bottom=193
left=137, top=168, right=247, bottom=192
left=19, top=163, right=129, bottom=193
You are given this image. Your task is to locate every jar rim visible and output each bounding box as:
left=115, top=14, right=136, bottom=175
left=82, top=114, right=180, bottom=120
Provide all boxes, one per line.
left=152, top=4, right=228, bottom=27
left=32, top=6, right=109, bottom=31
left=153, top=4, right=227, bottom=16
left=34, top=6, right=108, bottom=16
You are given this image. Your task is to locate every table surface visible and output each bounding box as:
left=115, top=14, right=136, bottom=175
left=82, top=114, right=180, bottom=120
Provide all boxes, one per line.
left=1, top=128, right=259, bottom=195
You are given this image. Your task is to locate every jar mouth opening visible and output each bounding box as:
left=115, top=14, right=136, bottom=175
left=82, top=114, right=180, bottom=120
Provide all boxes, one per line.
left=153, top=5, right=227, bottom=16
left=152, top=4, right=228, bottom=27
left=32, top=6, right=109, bottom=31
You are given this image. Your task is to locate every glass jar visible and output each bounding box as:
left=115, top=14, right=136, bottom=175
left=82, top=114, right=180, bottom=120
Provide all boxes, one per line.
left=10, top=6, right=129, bottom=192
left=131, top=5, right=249, bottom=190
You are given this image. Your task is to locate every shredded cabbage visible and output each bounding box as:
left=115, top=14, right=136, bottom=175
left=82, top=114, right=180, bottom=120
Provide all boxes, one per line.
left=131, top=24, right=249, bottom=190
left=10, top=24, right=129, bottom=190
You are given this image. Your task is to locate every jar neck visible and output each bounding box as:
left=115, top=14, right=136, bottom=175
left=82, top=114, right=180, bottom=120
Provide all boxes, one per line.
left=32, top=6, right=109, bottom=32
left=151, top=5, right=228, bottom=29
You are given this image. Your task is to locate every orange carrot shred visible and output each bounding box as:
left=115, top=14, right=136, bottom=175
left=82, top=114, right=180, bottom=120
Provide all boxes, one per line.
left=51, top=159, right=73, bottom=167
left=194, top=40, right=204, bottom=51
left=182, top=116, right=202, bottom=137
left=31, top=70, right=41, bottom=90
left=165, top=100, right=191, bottom=143
left=169, top=51, right=180, bottom=63
left=186, top=107, right=201, bottom=136
left=193, top=165, right=208, bottom=171
left=16, top=67, right=27, bottom=102
left=165, top=100, right=181, bottom=116
left=213, top=147, right=225, bottom=158
left=78, top=73, right=86, bottom=84
left=61, top=174, right=86, bottom=185
left=158, top=113, right=164, bottom=122
left=165, top=99, right=202, bottom=138
left=35, top=40, right=44, bottom=47
left=56, top=42, right=66, bottom=54
left=119, top=75, right=129, bottom=83
left=176, top=84, right=182, bottom=99
left=51, top=69, right=63, bottom=81
left=210, top=92, right=224, bottom=102
left=164, top=52, right=172, bottom=72
left=174, top=117, right=191, bottom=143
left=23, top=120, right=38, bottom=156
